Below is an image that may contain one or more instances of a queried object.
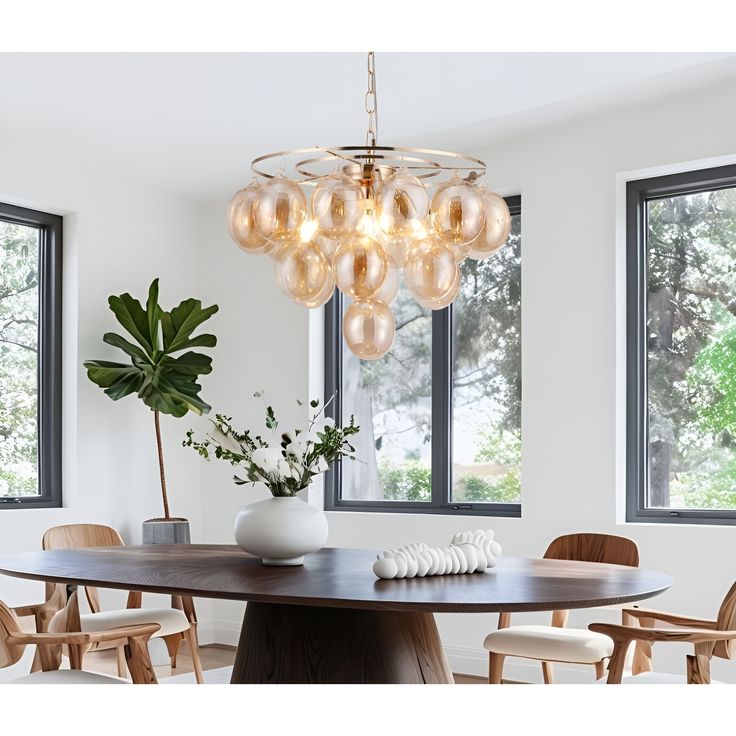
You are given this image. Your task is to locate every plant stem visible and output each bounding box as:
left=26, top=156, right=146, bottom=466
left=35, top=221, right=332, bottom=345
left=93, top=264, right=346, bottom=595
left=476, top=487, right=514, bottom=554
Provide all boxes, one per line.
left=154, top=409, right=170, bottom=519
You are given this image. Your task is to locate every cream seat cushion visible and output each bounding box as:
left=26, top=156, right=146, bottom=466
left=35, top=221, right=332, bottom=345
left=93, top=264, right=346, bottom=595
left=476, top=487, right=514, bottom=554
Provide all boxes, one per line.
left=79, top=607, right=189, bottom=638
left=484, top=625, right=614, bottom=664
left=9, top=670, right=127, bottom=684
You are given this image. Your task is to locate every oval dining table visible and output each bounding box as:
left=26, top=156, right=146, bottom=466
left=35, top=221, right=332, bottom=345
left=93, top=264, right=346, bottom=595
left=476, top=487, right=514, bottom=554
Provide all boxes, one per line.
left=0, top=544, right=672, bottom=684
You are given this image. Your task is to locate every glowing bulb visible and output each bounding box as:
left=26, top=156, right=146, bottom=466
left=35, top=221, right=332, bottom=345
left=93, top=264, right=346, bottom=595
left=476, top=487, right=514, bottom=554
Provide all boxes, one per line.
left=300, top=218, right=319, bottom=242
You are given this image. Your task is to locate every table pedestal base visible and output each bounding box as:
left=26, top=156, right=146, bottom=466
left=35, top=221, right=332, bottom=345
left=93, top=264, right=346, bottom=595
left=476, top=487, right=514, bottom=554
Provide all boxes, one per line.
left=231, top=602, right=454, bottom=684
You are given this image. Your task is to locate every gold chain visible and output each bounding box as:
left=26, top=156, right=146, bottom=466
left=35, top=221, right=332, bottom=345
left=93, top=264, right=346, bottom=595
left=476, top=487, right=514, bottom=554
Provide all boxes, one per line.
left=365, top=51, right=378, bottom=146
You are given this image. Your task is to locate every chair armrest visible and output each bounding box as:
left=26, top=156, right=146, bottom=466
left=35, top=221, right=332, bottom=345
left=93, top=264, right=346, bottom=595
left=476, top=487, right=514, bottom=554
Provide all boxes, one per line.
left=7, top=623, right=161, bottom=647
left=623, top=607, right=718, bottom=629
left=11, top=603, right=44, bottom=618
left=590, top=623, right=736, bottom=644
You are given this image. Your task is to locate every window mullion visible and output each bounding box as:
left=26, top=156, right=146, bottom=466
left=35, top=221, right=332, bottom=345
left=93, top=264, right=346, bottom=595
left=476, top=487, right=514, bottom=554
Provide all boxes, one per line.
left=431, top=306, right=452, bottom=507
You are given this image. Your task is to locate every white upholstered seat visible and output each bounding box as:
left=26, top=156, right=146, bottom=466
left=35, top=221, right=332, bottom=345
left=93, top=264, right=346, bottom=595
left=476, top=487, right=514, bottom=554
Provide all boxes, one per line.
left=484, top=625, right=614, bottom=664
left=9, top=670, right=128, bottom=684
left=78, top=607, right=190, bottom=639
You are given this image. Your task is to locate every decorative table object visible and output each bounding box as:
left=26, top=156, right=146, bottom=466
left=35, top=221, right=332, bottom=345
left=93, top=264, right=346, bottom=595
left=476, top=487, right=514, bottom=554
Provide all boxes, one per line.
left=83, top=278, right=218, bottom=544
left=185, top=395, right=359, bottom=565
left=372, top=529, right=502, bottom=579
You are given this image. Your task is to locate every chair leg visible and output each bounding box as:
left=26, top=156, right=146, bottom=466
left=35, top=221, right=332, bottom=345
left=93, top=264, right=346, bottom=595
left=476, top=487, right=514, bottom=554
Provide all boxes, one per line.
left=686, top=643, right=712, bottom=684
left=68, top=644, right=84, bottom=671
left=594, top=660, right=606, bottom=680
left=541, top=661, right=554, bottom=684
left=605, top=643, right=629, bottom=683
left=184, top=624, right=205, bottom=684
left=163, top=633, right=182, bottom=669
left=116, top=645, right=128, bottom=678
left=488, top=652, right=505, bottom=684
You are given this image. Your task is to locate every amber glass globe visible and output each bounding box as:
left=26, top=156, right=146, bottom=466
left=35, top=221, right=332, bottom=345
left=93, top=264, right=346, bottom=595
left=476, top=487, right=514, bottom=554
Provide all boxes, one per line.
left=382, top=235, right=411, bottom=268
left=312, top=172, right=364, bottom=239
left=413, top=266, right=460, bottom=310
left=256, top=174, right=307, bottom=244
left=295, top=269, right=335, bottom=309
left=376, top=170, right=429, bottom=239
left=227, top=184, right=272, bottom=255
left=404, top=236, right=458, bottom=302
left=467, top=189, right=512, bottom=260
left=372, top=266, right=400, bottom=305
left=342, top=300, right=396, bottom=360
left=431, top=175, right=485, bottom=246
left=273, top=240, right=330, bottom=303
left=333, top=234, right=388, bottom=301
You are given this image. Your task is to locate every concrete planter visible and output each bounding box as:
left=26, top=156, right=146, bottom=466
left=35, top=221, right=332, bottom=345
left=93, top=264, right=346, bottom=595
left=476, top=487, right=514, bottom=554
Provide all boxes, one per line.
left=142, top=517, right=191, bottom=545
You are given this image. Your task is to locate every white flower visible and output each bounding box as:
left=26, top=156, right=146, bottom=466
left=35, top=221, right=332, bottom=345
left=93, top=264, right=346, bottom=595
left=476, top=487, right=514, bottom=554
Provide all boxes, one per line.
left=314, top=456, right=329, bottom=474
left=277, top=457, right=300, bottom=480
left=251, top=447, right=284, bottom=475
left=322, top=417, right=336, bottom=432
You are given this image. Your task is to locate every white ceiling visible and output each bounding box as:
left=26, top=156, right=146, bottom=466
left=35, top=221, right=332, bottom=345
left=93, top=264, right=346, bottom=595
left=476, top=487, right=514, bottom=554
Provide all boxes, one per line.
left=1, top=52, right=734, bottom=202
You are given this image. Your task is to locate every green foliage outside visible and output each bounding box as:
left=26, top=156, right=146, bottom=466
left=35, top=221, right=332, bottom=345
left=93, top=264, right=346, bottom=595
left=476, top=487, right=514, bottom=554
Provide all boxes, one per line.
left=0, top=222, right=39, bottom=497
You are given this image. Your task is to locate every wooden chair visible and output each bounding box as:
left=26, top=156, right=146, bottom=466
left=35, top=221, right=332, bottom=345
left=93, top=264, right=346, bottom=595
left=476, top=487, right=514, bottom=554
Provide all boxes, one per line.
left=40, top=523, right=204, bottom=683
left=483, top=533, right=640, bottom=684
left=1, top=589, right=158, bottom=684
left=590, top=581, right=736, bottom=684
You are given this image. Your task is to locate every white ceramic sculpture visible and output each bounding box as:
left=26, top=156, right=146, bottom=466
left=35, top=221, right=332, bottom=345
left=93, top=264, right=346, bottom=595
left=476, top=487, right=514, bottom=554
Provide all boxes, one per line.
left=372, top=530, right=502, bottom=580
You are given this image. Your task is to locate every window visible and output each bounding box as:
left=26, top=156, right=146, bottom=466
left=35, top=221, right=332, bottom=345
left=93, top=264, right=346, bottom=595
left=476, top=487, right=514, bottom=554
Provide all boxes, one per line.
left=325, top=196, right=521, bottom=515
left=627, top=164, right=736, bottom=524
left=0, top=203, right=62, bottom=508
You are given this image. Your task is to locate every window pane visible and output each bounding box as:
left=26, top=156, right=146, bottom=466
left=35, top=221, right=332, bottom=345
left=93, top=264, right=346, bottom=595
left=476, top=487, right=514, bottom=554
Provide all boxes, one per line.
left=647, top=187, right=736, bottom=510
left=0, top=220, right=40, bottom=498
left=340, top=287, right=432, bottom=502
left=452, top=213, right=521, bottom=503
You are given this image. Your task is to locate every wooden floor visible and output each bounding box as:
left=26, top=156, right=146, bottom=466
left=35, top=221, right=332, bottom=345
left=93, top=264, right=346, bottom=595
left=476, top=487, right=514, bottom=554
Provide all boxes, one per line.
left=83, top=642, right=489, bottom=683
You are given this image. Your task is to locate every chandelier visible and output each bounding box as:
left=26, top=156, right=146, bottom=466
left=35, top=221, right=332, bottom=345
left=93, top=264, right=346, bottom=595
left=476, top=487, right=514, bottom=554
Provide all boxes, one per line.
left=227, top=52, right=511, bottom=360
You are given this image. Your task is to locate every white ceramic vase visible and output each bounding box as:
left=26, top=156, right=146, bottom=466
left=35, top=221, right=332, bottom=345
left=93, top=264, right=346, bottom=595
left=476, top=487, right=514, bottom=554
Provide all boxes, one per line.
left=234, top=495, right=328, bottom=566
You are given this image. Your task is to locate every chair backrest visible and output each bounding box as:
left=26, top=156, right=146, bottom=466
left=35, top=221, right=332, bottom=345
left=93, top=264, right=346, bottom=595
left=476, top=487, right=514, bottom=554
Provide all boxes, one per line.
left=544, top=533, right=640, bottom=567
left=42, top=524, right=124, bottom=613
left=714, top=581, right=736, bottom=660
left=0, top=601, right=24, bottom=669
left=42, top=523, right=124, bottom=552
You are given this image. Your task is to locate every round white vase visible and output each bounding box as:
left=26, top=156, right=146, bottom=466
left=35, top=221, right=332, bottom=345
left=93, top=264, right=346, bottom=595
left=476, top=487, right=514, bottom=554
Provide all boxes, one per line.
left=234, top=496, right=328, bottom=566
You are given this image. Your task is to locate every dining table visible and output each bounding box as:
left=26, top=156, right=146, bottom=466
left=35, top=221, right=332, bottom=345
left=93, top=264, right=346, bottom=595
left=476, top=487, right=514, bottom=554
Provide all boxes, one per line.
left=0, top=544, right=672, bottom=683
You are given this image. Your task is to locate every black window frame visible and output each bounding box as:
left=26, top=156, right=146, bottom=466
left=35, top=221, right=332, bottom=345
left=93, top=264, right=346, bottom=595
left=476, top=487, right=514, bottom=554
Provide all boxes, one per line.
left=325, top=195, right=521, bottom=517
left=0, top=202, right=62, bottom=509
left=627, top=164, right=736, bottom=525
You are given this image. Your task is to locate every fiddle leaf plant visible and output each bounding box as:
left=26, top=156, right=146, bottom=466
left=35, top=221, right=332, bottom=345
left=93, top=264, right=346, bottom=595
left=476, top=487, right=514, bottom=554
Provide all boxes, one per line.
left=84, top=278, right=218, bottom=519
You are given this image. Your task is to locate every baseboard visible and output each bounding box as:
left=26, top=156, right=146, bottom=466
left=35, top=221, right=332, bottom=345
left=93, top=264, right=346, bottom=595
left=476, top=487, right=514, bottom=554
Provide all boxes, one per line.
left=197, top=619, right=242, bottom=647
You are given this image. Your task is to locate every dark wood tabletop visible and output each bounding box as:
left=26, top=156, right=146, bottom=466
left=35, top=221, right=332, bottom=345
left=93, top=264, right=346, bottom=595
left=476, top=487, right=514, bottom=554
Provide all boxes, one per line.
left=0, top=544, right=672, bottom=613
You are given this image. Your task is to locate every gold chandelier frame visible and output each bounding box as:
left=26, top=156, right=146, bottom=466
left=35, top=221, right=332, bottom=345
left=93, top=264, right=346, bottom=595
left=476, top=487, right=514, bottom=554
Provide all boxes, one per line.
left=251, top=145, right=487, bottom=184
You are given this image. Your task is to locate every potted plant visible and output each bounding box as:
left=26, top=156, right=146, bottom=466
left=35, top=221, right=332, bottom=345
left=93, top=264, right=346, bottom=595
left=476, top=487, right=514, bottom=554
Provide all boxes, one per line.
left=84, top=278, right=218, bottom=543
left=185, top=395, right=358, bottom=565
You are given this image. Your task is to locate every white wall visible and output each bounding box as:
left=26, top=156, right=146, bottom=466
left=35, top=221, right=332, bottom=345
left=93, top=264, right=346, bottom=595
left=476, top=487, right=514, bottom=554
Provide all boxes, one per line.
left=196, top=74, right=736, bottom=682
left=0, top=147, right=209, bottom=677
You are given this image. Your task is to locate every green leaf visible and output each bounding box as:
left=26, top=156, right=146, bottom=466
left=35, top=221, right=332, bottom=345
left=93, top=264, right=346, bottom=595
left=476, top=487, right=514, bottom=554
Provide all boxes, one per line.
left=146, top=279, right=163, bottom=353
left=108, top=292, right=153, bottom=353
left=163, top=352, right=213, bottom=376
left=102, top=332, right=151, bottom=363
left=161, top=298, right=219, bottom=354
